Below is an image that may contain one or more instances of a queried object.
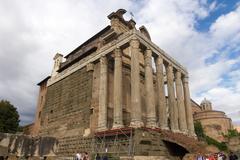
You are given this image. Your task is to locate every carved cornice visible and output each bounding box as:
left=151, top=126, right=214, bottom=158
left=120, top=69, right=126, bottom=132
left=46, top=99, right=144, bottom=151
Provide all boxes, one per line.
left=47, top=30, right=134, bottom=86
left=47, top=29, right=189, bottom=86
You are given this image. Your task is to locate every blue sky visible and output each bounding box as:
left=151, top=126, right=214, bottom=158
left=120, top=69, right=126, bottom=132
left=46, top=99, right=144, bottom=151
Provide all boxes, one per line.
left=0, top=0, right=239, bottom=126
left=196, top=0, right=238, bottom=31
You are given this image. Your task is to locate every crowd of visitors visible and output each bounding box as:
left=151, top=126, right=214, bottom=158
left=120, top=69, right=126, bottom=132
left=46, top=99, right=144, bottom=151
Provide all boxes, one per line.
left=75, top=153, right=108, bottom=160
left=75, top=152, right=89, bottom=160
left=196, top=152, right=238, bottom=160
left=74, top=151, right=238, bottom=160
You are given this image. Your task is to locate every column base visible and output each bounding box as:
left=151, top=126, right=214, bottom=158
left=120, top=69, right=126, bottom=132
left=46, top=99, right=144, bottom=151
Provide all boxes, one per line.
left=188, top=132, right=197, bottom=138
left=179, top=129, right=189, bottom=135
left=146, top=122, right=158, bottom=129
left=130, top=120, right=144, bottom=128
left=96, top=126, right=108, bottom=132
left=160, top=126, right=170, bottom=130
left=171, top=129, right=181, bottom=133
left=112, top=124, right=124, bottom=129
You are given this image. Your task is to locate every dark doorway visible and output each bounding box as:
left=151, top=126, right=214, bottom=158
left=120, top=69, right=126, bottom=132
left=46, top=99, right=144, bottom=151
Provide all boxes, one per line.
left=163, top=140, right=189, bottom=159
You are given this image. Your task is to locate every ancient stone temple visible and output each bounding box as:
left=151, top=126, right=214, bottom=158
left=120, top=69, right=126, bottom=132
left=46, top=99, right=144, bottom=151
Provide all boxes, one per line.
left=1, top=9, right=209, bottom=160
left=37, top=8, right=195, bottom=137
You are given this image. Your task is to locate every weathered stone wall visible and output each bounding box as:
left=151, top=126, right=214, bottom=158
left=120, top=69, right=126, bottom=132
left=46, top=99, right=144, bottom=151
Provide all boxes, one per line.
left=228, top=136, right=240, bottom=154
left=32, top=79, right=48, bottom=136
left=133, top=129, right=169, bottom=157
left=23, top=123, right=34, bottom=135
left=0, top=133, right=58, bottom=158
left=194, top=110, right=232, bottom=141
left=40, top=66, right=93, bottom=138
left=57, top=136, right=92, bottom=156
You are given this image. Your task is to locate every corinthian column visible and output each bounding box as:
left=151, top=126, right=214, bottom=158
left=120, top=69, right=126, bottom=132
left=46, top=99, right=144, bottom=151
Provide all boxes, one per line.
left=145, top=48, right=157, bottom=128
left=97, top=55, right=108, bottom=131
left=175, top=71, right=188, bottom=133
left=166, top=64, right=179, bottom=132
left=155, top=56, right=168, bottom=130
left=130, top=38, right=144, bottom=128
left=183, top=75, right=196, bottom=136
left=112, top=48, right=124, bottom=129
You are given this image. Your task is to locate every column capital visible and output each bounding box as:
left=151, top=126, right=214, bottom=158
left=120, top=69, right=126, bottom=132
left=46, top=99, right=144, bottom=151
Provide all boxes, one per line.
left=175, top=70, right=182, bottom=80
left=167, top=63, right=173, bottom=69
left=145, top=48, right=152, bottom=58
left=182, top=75, right=189, bottom=83
left=100, top=55, right=107, bottom=64
left=130, top=38, right=140, bottom=48
left=114, top=47, right=122, bottom=57
left=155, top=56, right=163, bottom=65
left=86, top=63, right=94, bottom=72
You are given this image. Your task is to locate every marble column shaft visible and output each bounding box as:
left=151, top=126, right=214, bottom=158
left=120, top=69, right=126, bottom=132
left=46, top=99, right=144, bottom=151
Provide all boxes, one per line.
left=98, top=56, right=108, bottom=131
left=175, top=71, right=188, bottom=133
left=113, top=48, right=124, bottom=128
left=166, top=64, right=179, bottom=131
left=145, top=48, right=157, bottom=128
left=183, top=75, right=195, bottom=136
left=155, top=57, right=168, bottom=129
left=130, top=38, right=144, bottom=128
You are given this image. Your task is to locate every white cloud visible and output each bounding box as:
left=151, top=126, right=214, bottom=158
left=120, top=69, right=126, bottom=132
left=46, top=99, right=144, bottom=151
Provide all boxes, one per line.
left=0, top=0, right=239, bottom=125
left=200, top=87, right=240, bottom=123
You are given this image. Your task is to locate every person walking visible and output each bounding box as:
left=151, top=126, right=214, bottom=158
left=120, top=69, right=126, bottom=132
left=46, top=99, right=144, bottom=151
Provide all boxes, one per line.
left=196, top=154, right=205, bottom=160
left=229, top=152, right=238, bottom=160
left=96, top=153, right=101, bottom=160
left=103, top=154, right=108, bottom=160
left=83, top=152, right=89, bottom=160
left=76, top=152, right=81, bottom=160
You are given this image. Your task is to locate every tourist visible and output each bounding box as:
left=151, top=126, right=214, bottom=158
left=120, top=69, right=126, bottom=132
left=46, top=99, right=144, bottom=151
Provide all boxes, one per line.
left=229, top=152, right=238, bottom=160
left=217, top=152, right=223, bottom=160
left=196, top=153, right=205, bottom=160
left=76, top=152, right=81, bottom=160
left=219, top=152, right=227, bottom=160
left=83, top=152, right=89, bottom=160
left=207, top=154, right=215, bottom=160
left=103, top=154, right=108, bottom=160
left=96, top=153, right=101, bottom=160
left=205, top=154, right=213, bottom=160
left=205, top=154, right=209, bottom=160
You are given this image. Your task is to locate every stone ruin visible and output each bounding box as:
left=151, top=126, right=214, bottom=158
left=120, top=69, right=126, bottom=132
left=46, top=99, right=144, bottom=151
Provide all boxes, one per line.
left=0, top=9, right=213, bottom=160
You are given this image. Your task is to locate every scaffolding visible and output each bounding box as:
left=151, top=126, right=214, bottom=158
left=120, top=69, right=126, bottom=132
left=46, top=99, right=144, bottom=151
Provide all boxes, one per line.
left=91, top=127, right=134, bottom=159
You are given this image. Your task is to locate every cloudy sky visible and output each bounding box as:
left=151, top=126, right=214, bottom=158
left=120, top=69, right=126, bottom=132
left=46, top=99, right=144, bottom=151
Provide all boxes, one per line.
left=0, top=0, right=239, bottom=126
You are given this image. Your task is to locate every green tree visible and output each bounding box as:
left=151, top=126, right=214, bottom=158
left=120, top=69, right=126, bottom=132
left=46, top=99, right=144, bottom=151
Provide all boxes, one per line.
left=0, top=100, right=20, bottom=133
